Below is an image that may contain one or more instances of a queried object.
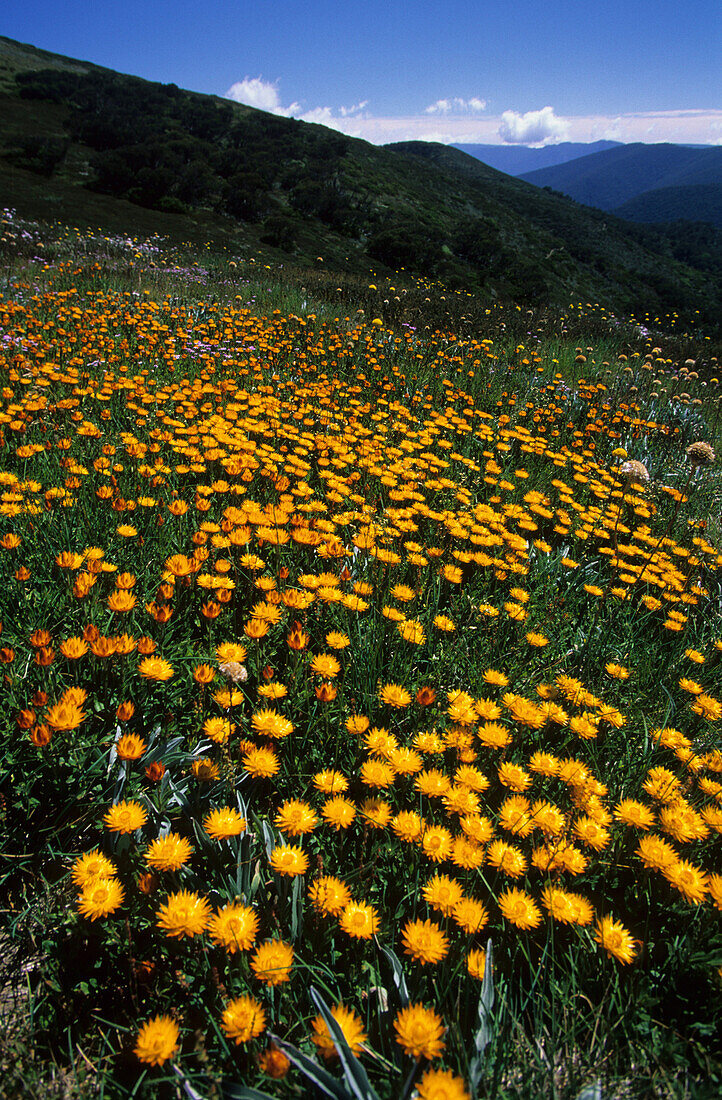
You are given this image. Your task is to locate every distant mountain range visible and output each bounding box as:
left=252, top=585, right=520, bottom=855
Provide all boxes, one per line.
left=452, top=142, right=622, bottom=177
left=1, top=35, right=721, bottom=328
left=517, top=143, right=722, bottom=227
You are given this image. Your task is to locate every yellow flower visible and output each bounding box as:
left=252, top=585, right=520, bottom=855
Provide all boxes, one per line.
left=313, top=769, right=349, bottom=794
left=401, top=918, right=449, bottom=965
left=251, top=709, right=294, bottom=739
left=379, top=682, right=412, bottom=708
left=658, top=802, right=708, bottom=844
left=77, top=877, right=124, bottom=920
left=391, top=810, right=424, bottom=843
left=108, top=590, right=136, bottom=612
left=360, top=797, right=391, bottom=829
left=360, top=759, right=396, bottom=788
left=103, top=800, right=147, bottom=833
left=505, top=697, right=544, bottom=730
left=45, top=701, right=85, bottom=731
left=573, top=817, right=610, bottom=851
left=497, top=761, right=532, bottom=792
left=691, top=693, right=722, bottom=721
left=192, top=758, right=220, bottom=781
left=709, top=874, right=722, bottom=911
left=242, top=745, right=280, bottom=778
left=452, top=896, right=488, bottom=933
left=250, top=939, right=294, bottom=985
left=393, top=1003, right=445, bottom=1060
left=138, top=656, right=174, bottom=681
left=244, top=617, right=270, bottom=639
left=208, top=902, right=259, bottom=953
left=417, top=1067, right=471, bottom=1100
left=221, top=995, right=266, bottom=1043
left=258, top=1041, right=290, bottom=1079
left=397, top=619, right=426, bottom=645
left=662, top=859, right=709, bottom=904
left=134, top=1015, right=180, bottom=1066
left=146, top=833, right=193, bottom=872
left=422, top=874, right=464, bottom=916
left=321, top=797, right=356, bottom=831
left=156, top=890, right=211, bottom=938
left=467, top=948, right=487, bottom=981
left=269, top=844, right=309, bottom=877
left=593, top=915, right=637, bottom=964
left=614, top=800, right=655, bottom=830
left=415, top=770, right=451, bottom=798
left=483, top=668, right=509, bottom=687
left=421, top=825, right=454, bottom=863
left=339, top=901, right=379, bottom=939
left=60, top=637, right=88, bottom=659
left=311, top=653, right=341, bottom=678
left=216, top=642, right=247, bottom=662
left=311, top=1004, right=367, bottom=1061
left=71, top=849, right=117, bottom=887
left=275, top=799, right=318, bottom=836
left=203, top=807, right=246, bottom=839
left=116, top=733, right=147, bottom=761
left=203, top=717, right=234, bottom=744
left=487, top=840, right=527, bottom=878
left=308, top=875, right=351, bottom=916
left=497, top=888, right=542, bottom=929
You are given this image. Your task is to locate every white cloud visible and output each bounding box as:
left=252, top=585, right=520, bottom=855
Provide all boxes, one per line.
left=223, top=78, right=368, bottom=131
left=224, top=77, right=300, bottom=117
left=425, top=96, right=487, bottom=115
left=340, top=101, right=368, bottom=117
left=222, top=81, right=722, bottom=148
left=498, top=106, right=568, bottom=145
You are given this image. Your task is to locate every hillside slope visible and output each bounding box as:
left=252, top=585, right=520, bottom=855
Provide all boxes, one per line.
left=613, top=184, right=722, bottom=228
left=1, top=35, right=721, bottom=328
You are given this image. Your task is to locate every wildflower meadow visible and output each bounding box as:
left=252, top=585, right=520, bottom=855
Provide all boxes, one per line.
left=2, top=210, right=722, bottom=1099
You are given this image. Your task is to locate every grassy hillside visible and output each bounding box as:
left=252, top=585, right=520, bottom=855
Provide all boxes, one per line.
left=1, top=36, right=722, bottom=330
left=521, top=143, right=722, bottom=213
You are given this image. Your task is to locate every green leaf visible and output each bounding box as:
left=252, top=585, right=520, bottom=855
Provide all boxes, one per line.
left=375, top=938, right=409, bottom=1008
left=290, top=872, right=304, bottom=941
left=261, top=820, right=276, bottom=860
left=309, top=986, right=381, bottom=1100
left=575, top=1084, right=602, bottom=1100
left=469, top=938, right=494, bottom=1095
left=222, top=1084, right=277, bottom=1100
left=171, top=1064, right=207, bottom=1100
left=268, top=1032, right=353, bottom=1100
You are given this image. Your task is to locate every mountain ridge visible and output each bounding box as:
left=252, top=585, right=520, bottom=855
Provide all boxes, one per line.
left=520, top=142, right=722, bottom=224
left=452, top=141, right=622, bottom=176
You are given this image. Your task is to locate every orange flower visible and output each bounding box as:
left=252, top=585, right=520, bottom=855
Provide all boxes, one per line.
left=116, top=733, right=147, bottom=761
left=416, top=686, right=436, bottom=706
left=287, top=622, right=309, bottom=650
left=138, top=656, right=174, bottom=680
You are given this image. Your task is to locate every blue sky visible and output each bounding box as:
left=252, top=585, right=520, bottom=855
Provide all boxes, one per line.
left=4, top=0, right=721, bottom=144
